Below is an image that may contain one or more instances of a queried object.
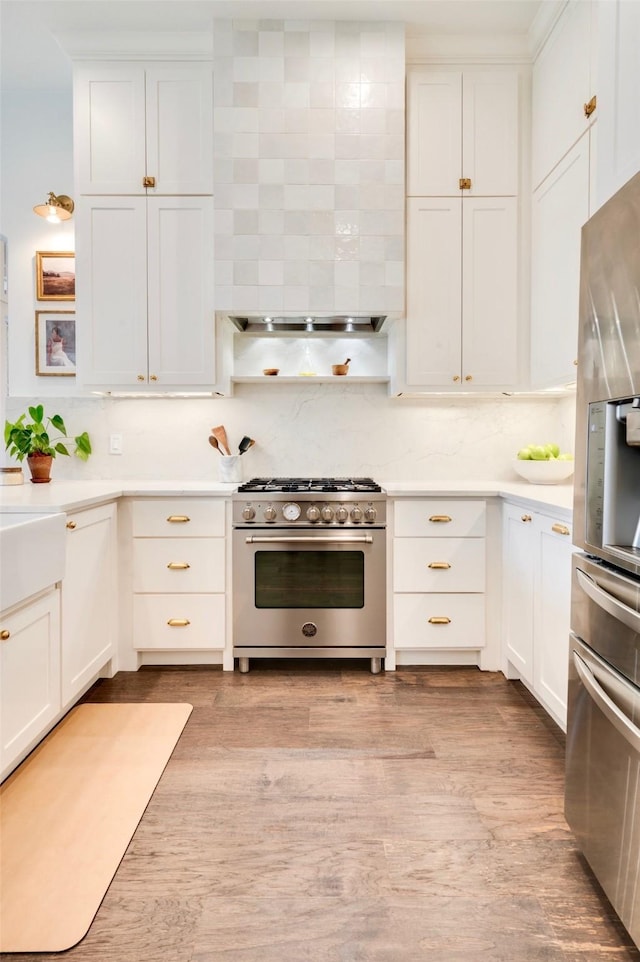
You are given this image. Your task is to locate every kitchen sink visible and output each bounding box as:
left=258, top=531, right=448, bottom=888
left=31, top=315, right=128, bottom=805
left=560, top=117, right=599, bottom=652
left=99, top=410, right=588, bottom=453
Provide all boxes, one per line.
left=0, top=513, right=66, bottom=611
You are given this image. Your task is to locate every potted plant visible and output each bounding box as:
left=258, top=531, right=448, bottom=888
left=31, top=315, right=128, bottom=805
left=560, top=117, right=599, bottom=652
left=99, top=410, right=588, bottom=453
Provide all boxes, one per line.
left=4, top=404, right=92, bottom=483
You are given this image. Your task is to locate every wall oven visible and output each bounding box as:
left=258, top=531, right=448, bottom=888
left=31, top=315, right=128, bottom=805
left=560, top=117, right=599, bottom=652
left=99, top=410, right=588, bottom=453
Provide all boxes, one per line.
left=232, top=478, right=386, bottom=673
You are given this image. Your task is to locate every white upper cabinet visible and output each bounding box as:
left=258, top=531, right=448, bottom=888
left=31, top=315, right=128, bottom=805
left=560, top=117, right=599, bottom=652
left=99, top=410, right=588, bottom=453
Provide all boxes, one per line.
left=407, top=68, right=519, bottom=197
left=74, top=63, right=213, bottom=195
left=531, top=0, right=596, bottom=190
left=78, top=195, right=215, bottom=389
left=595, top=0, right=640, bottom=207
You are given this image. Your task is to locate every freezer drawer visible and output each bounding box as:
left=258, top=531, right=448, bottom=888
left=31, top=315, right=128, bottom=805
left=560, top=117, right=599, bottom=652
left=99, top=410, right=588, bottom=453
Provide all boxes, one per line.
left=565, top=634, right=640, bottom=948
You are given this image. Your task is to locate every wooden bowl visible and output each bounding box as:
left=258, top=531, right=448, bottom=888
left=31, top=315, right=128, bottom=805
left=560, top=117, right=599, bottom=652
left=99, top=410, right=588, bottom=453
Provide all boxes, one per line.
left=331, top=364, right=349, bottom=376
left=262, top=368, right=279, bottom=376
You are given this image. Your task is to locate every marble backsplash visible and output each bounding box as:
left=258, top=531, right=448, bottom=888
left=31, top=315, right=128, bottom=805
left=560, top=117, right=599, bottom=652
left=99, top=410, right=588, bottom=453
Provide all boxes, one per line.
left=3, top=388, right=576, bottom=483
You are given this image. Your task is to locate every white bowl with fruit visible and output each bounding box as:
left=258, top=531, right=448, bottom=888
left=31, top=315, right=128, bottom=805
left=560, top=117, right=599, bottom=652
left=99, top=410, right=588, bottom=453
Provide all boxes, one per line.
left=513, top=443, right=574, bottom=484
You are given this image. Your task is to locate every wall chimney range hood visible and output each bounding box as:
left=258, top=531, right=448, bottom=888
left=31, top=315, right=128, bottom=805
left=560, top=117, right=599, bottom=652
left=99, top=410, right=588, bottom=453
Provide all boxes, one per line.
left=227, top=315, right=387, bottom=334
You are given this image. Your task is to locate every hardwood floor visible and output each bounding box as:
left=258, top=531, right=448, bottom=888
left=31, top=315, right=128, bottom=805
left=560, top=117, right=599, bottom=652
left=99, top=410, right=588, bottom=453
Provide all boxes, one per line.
left=4, top=664, right=639, bottom=961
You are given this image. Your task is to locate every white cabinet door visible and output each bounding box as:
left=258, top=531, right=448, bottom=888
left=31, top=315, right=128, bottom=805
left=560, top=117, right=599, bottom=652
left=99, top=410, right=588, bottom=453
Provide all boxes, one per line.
left=405, top=197, right=461, bottom=387
left=0, top=589, right=61, bottom=779
left=595, top=0, right=640, bottom=207
left=530, top=133, right=590, bottom=389
left=61, top=504, right=116, bottom=707
left=407, top=68, right=519, bottom=197
left=78, top=195, right=215, bottom=389
left=462, top=196, right=519, bottom=387
left=531, top=0, right=595, bottom=189
left=534, top=517, right=573, bottom=728
left=502, top=504, right=535, bottom=684
left=74, top=63, right=213, bottom=195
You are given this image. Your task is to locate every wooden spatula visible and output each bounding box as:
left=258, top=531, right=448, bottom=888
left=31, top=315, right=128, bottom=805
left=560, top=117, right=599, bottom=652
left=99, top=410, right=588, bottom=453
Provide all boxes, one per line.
left=211, top=425, right=231, bottom=455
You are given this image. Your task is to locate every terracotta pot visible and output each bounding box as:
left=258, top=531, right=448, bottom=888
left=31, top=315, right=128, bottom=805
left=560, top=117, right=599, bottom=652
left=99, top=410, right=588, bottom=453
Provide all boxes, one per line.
left=27, top=454, right=53, bottom=484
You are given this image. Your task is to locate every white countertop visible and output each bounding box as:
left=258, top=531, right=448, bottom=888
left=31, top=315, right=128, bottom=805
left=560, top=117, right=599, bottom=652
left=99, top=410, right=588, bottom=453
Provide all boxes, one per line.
left=0, top=477, right=575, bottom=517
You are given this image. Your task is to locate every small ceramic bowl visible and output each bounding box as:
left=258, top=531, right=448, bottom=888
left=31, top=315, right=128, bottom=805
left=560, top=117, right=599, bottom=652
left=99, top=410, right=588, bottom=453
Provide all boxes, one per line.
left=263, top=368, right=279, bottom=376
left=512, top=458, right=574, bottom=485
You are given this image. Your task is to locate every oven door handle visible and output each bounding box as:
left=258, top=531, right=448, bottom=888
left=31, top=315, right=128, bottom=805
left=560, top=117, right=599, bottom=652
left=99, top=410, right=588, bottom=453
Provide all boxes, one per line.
left=576, top=568, right=640, bottom=633
left=245, top=535, right=374, bottom=545
left=572, top=650, right=640, bottom=752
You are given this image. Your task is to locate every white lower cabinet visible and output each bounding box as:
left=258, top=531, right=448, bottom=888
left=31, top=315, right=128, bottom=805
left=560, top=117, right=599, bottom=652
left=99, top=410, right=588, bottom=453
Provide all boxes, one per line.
left=131, top=498, right=226, bottom=652
left=392, top=499, right=487, bottom=659
left=502, top=502, right=573, bottom=729
left=61, top=503, right=117, bottom=707
left=0, top=588, right=61, bottom=779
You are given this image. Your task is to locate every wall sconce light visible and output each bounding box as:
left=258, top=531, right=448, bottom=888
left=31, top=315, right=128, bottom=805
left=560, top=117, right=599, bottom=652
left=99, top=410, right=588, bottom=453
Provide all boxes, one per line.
left=33, top=192, right=75, bottom=223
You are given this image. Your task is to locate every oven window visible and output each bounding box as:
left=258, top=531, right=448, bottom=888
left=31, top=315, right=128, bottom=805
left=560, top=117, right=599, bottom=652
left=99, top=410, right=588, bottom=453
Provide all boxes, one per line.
left=255, top=551, right=364, bottom=608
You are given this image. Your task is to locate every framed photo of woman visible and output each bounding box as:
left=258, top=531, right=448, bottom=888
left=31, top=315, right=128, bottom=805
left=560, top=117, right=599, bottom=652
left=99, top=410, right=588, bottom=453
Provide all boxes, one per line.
left=35, top=251, right=75, bottom=301
left=35, top=310, right=76, bottom=376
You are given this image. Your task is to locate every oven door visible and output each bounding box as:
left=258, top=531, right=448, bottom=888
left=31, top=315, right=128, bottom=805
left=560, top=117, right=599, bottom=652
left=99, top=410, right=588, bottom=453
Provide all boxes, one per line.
left=232, top=527, right=386, bottom=653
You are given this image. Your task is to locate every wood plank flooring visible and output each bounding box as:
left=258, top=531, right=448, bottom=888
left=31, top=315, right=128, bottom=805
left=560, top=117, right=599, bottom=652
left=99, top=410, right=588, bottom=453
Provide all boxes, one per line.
left=3, top=664, right=639, bottom=961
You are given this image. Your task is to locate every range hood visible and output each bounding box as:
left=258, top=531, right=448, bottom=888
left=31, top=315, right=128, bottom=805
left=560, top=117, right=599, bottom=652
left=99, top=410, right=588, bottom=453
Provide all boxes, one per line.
left=227, top=314, right=387, bottom=334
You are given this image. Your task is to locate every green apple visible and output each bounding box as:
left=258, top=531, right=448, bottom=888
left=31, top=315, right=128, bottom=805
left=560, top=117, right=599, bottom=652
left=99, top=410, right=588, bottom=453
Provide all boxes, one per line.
left=529, top=445, right=550, bottom=460
left=544, top=442, right=560, bottom=458
left=516, top=448, right=533, bottom=460
left=557, top=452, right=574, bottom=461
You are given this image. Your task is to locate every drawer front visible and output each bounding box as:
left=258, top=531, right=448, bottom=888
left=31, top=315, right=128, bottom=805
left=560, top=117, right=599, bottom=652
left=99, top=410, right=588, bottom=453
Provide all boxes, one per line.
left=133, top=594, right=225, bottom=649
left=132, top=498, right=226, bottom=537
left=133, top=538, right=225, bottom=593
left=394, top=538, right=485, bottom=592
left=394, top=593, right=486, bottom=649
left=394, top=500, right=486, bottom=538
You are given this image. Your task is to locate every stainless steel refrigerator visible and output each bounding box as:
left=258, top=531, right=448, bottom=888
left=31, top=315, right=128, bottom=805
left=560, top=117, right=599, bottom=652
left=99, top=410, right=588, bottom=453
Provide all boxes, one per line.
left=566, top=170, right=640, bottom=949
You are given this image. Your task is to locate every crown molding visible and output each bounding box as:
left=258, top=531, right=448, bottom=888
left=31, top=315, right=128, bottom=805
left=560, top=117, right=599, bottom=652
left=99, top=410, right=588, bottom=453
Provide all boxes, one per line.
left=55, top=29, right=212, bottom=62
left=527, top=0, right=568, bottom=60
left=406, top=33, right=532, bottom=65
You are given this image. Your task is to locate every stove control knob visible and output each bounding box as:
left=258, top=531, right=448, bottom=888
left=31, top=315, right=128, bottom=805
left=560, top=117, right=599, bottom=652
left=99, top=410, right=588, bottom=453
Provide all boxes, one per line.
left=306, top=505, right=321, bottom=523
left=364, top=505, right=377, bottom=523
left=321, top=505, right=334, bottom=523
left=263, top=505, right=277, bottom=522
left=335, top=505, right=349, bottom=524
left=350, top=505, right=363, bottom=523
left=242, top=505, right=256, bottom=521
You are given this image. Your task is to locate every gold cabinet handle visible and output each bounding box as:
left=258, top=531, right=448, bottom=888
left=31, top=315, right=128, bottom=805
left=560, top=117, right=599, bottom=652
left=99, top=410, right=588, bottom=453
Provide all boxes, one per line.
left=66, top=520, right=77, bottom=530
left=584, top=95, right=597, bottom=118
left=167, top=515, right=190, bottom=523
left=137, top=374, right=145, bottom=381
left=551, top=523, right=571, bottom=536
left=149, top=374, right=158, bottom=382
left=167, top=619, right=190, bottom=627
left=459, top=177, right=472, bottom=190
left=521, top=514, right=532, bottom=523
left=453, top=375, right=461, bottom=382
left=464, top=374, right=473, bottom=382
left=0, top=629, right=10, bottom=641
left=428, top=561, right=451, bottom=569
left=429, top=515, right=452, bottom=523
left=143, top=175, right=156, bottom=187
left=167, top=561, right=191, bottom=570
left=428, top=616, right=451, bottom=625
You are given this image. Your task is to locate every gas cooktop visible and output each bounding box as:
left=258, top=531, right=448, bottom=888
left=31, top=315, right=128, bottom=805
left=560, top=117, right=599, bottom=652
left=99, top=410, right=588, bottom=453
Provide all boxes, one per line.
left=237, top=477, right=382, bottom=494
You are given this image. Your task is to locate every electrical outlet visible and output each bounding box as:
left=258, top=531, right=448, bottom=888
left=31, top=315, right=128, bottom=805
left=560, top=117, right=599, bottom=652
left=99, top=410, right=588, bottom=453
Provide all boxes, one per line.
left=109, top=434, right=123, bottom=455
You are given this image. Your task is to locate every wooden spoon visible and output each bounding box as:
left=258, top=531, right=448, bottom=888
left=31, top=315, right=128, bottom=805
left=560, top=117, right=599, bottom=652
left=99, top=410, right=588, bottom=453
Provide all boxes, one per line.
left=211, top=425, right=231, bottom=456
left=208, top=435, right=223, bottom=454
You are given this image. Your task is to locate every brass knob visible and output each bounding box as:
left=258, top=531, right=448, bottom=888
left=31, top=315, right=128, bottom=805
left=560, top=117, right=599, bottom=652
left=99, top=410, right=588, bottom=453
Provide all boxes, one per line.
left=167, top=562, right=190, bottom=570
left=459, top=177, right=472, bottom=190
left=167, top=619, right=190, bottom=627
left=150, top=374, right=158, bottom=382
left=66, top=520, right=77, bottom=529
left=137, top=374, right=145, bottom=381
left=551, top=523, right=571, bottom=536
left=428, top=616, right=451, bottom=625
left=573, top=359, right=578, bottom=366
left=428, top=561, right=451, bottom=570
left=465, top=374, right=473, bottom=382
left=0, top=629, right=10, bottom=641
left=453, top=375, right=461, bottom=382
left=143, top=175, right=156, bottom=187
left=521, top=514, right=532, bottom=523
left=584, top=95, right=597, bottom=118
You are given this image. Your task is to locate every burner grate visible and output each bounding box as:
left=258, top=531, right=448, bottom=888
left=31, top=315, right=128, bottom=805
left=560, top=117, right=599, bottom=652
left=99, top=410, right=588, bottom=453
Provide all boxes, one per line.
left=236, top=477, right=382, bottom=494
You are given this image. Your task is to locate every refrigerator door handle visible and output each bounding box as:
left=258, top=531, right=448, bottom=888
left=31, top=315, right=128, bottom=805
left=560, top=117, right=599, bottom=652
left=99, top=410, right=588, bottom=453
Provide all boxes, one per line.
left=576, top=567, right=640, bottom=634
left=573, top=650, right=640, bottom=752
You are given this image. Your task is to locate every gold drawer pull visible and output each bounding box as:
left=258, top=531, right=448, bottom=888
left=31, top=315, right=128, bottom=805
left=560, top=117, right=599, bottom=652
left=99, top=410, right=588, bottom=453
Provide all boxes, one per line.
left=167, top=619, right=190, bottom=627
left=167, top=515, right=190, bottom=523
left=584, top=95, right=597, bottom=118
left=459, top=177, right=472, bottom=190
left=143, top=175, right=156, bottom=188
left=167, top=561, right=190, bottom=570
left=0, top=629, right=10, bottom=641
left=66, top=520, right=77, bottom=530
left=521, top=514, right=532, bottom=523
left=428, top=561, right=451, bottom=570
left=429, top=515, right=452, bottom=523
left=551, top=523, right=571, bottom=536
left=428, top=617, right=451, bottom=625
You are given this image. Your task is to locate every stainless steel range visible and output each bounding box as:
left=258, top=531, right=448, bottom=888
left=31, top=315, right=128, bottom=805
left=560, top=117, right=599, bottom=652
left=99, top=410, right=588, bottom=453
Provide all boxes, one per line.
left=232, top=478, right=386, bottom=673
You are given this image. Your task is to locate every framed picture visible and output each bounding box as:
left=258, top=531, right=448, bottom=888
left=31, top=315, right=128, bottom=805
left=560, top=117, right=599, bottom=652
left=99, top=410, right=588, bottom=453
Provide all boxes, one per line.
left=35, top=310, right=76, bottom=376
left=35, top=251, right=75, bottom=301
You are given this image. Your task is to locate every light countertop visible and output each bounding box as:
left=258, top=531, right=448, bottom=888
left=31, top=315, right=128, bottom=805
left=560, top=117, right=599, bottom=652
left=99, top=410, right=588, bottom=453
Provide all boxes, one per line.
left=0, top=478, right=574, bottom=517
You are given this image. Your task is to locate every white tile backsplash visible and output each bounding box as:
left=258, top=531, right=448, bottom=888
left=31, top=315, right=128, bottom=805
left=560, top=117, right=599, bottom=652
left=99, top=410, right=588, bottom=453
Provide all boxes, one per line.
left=213, top=19, right=405, bottom=318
